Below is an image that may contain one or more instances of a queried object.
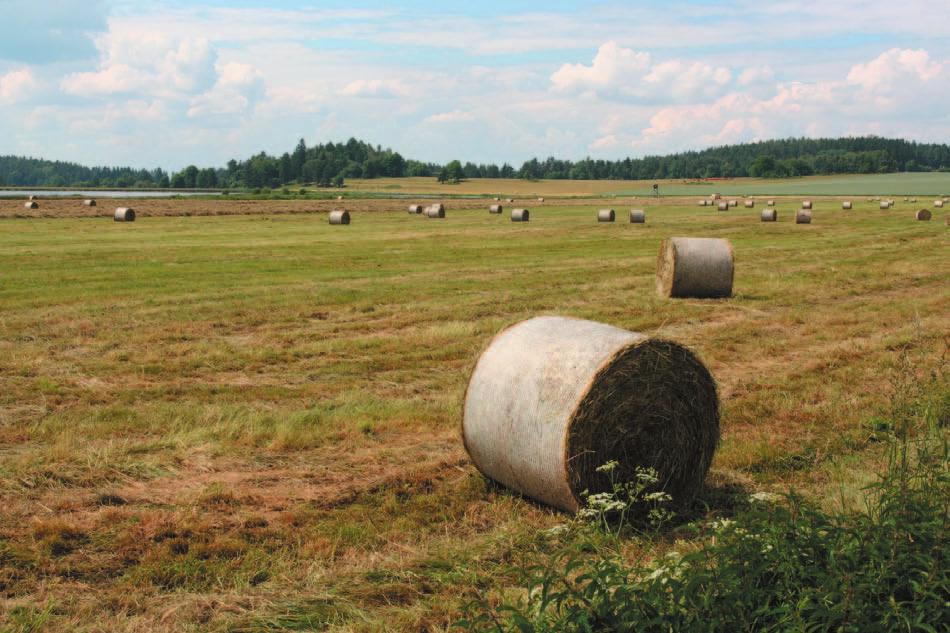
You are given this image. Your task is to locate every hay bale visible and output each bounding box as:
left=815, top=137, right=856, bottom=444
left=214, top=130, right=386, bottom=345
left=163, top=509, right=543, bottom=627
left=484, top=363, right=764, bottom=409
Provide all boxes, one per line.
left=842, top=201, right=852, bottom=210
left=698, top=200, right=708, bottom=207
left=24, top=201, right=38, bottom=209
left=728, top=200, right=738, bottom=207
left=656, top=237, right=734, bottom=299
left=713, top=193, right=721, bottom=200
left=761, top=208, right=777, bottom=222
left=629, top=209, right=645, bottom=223
left=329, top=209, right=350, bottom=225
left=28, top=195, right=36, bottom=201
left=408, top=204, right=423, bottom=214
left=744, top=200, right=755, bottom=208
left=880, top=201, right=890, bottom=210
left=597, top=209, right=615, bottom=222
left=84, top=199, right=97, bottom=207
left=796, top=209, right=812, bottom=224
left=910, top=198, right=917, bottom=203
left=506, top=198, right=514, bottom=203
left=934, top=200, right=944, bottom=208
left=114, top=207, right=135, bottom=222
left=767, top=200, right=775, bottom=206
left=802, top=200, right=813, bottom=209
left=425, top=204, right=445, bottom=218
left=336, top=195, right=343, bottom=201
left=916, top=209, right=931, bottom=221
left=537, top=197, right=545, bottom=202
left=462, top=316, right=720, bottom=512
left=511, top=208, right=529, bottom=222
left=717, top=202, right=728, bottom=211
left=489, top=204, right=503, bottom=214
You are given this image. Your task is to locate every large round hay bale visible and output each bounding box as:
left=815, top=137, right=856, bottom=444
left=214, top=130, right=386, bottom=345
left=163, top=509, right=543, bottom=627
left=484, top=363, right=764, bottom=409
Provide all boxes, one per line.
left=425, top=204, right=445, bottom=218
left=489, top=204, right=503, bottom=214
left=511, top=208, right=529, bottom=222
left=84, top=199, right=96, bottom=207
left=880, top=201, right=890, bottom=210
left=916, top=209, right=931, bottom=221
left=408, top=204, right=423, bottom=214
left=506, top=198, right=514, bottom=203
left=656, top=237, right=734, bottom=299
left=744, top=200, right=755, bottom=208
left=24, top=201, right=38, bottom=209
left=802, top=200, right=813, bottom=210
left=934, top=200, right=944, bottom=208
left=629, top=209, right=645, bottom=223
left=597, top=209, right=615, bottom=222
left=717, top=201, right=728, bottom=211
left=713, top=193, right=721, bottom=200
left=329, top=209, right=350, bottom=225
left=761, top=208, right=777, bottom=222
left=767, top=200, right=775, bottom=206
left=796, top=209, right=812, bottom=224
left=842, top=201, right=852, bottom=210
left=462, top=316, right=720, bottom=512
left=114, top=207, right=135, bottom=222
left=537, top=197, right=544, bottom=202
left=698, top=200, right=708, bottom=207
left=728, top=200, right=738, bottom=207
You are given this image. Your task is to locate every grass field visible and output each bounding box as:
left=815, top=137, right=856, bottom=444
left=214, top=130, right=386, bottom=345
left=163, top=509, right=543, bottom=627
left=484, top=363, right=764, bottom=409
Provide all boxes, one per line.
left=1, top=199, right=948, bottom=631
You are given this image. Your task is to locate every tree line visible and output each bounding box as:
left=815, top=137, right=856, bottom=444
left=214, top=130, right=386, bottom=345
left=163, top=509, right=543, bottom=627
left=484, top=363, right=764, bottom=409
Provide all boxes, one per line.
left=2, top=136, right=949, bottom=189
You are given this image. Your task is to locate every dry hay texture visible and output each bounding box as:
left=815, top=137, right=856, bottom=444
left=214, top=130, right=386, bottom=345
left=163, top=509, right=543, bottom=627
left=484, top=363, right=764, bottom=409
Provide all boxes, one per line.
left=796, top=209, right=813, bottom=224
left=511, top=208, right=529, bottom=222
left=114, top=207, right=135, bottom=222
left=761, top=208, right=778, bottom=222
left=916, top=209, right=932, bottom=221
left=656, top=237, right=734, bottom=299
left=597, top=208, right=616, bottom=222
left=489, top=204, right=503, bottom=214
left=462, top=316, right=720, bottom=513
left=328, top=209, right=350, bottom=225
left=408, top=204, right=423, bottom=214
left=842, top=201, right=852, bottom=210
left=425, top=203, right=445, bottom=218
left=629, top=209, right=645, bottom=223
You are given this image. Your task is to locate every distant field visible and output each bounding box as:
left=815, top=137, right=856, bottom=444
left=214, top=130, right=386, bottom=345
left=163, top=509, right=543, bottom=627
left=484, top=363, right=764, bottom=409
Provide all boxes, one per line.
left=0, top=199, right=948, bottom=631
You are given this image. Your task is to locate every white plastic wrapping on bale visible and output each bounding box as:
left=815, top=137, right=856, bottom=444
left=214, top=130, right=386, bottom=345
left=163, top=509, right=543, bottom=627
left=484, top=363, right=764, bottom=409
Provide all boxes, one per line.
left=916, top=209, right=932, bottom=221
left=842, top=201, right=852, bottom=210
left=656, top=237, right=734, bottom=299
left=408, top=204, right=423, bottom=214
left=629, top=209, right=645, bottom=223
left=462, top=316, right=719, bottom=512
left=328, top=210, right=350, bottom=225
left=761, top=209, right=777, bottom=222
left=114, top=207, right=135, bottom=222
left=802, top=200, right=813, bottom=210
left=489, top=204, right=503, bottom=214
left=511, top=208, right=529, bottom=222
left=796, top=209, right=812, bottom=224
left=597, top=209, right=615, bottom=222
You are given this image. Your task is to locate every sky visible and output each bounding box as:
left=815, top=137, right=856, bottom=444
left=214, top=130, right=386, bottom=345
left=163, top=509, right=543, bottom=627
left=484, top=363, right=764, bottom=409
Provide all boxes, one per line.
left=1, top=0, right=949, bottom=171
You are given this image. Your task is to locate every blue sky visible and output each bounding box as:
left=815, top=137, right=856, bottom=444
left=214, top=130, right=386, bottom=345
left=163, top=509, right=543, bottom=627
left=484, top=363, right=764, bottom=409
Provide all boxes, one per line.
left=1, top=1, right=949, bottom=170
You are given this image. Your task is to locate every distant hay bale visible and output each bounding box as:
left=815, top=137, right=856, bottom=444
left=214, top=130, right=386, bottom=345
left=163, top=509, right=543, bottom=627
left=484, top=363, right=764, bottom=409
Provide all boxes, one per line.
left=336, top=195, right=343, bottom=201
left=934, top=200, right=944, bottom=208
left=84, top=199, right=96, bottom=207
left=916, top=209, right=931, bottom=221
left=489, top=204, right=503, bottom=214
left=802, top=200, right=813, bottom=210
left=506, top=198, right=514, bottom=203
left=114, top=207, right=135, bottom=222
left=717, top=202, right=728, bottom=211
left=511, top=208, right=529, bottom=222
left=910, top=198, right=917, bottom=203
left=597, top=209, right=615, bottom=222
left=713, top=193, right=721, bottom=200
left=698, top=200, right=708, bottom=207
left=629, top=209, right=645, bottom=223
left=328, top=209, right=350, bottom=225
left=494, top=197, right=500, bottom=201
left=744, top=200, right=755, bottom=208
left=656, top=237, right=734, bottom=299
left=767, top=200, right=775, bottom=206
left=28, top=195, right=36, bottom=201
left=761, top=209, right=777, bottom=222
left=728, top=200, right=738, bottom=207
left=537, top=197, right=545, bottom=202
left=408, top=204, right=423, bottom=214
left=842, top=201, right=852, bottom=210
left=880, top=201, right=890, bottom=210
left=425, top=203, right=445, bottom=218
left=867, top=197, right=874, bottom=202
left=24, top=201, right=38, bottom=209
left=796, top=209, right=812, bottom=224
left=462, top=315, right=720, bottom=512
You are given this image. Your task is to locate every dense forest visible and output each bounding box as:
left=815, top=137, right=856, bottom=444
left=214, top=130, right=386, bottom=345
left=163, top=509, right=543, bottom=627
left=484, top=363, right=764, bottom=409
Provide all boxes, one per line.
left=2, top=137, right=949, bottom=189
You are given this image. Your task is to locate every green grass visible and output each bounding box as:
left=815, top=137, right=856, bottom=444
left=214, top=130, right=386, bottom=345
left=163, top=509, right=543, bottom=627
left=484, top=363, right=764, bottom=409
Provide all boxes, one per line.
left=0, top=200, right=948, bottom=631
left=613, top=172, right=950, bottom=196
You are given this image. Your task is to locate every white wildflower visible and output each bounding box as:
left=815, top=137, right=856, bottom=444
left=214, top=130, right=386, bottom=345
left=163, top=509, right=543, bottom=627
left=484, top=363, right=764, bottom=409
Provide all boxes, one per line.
left=748, top=491, right=782, bottom=504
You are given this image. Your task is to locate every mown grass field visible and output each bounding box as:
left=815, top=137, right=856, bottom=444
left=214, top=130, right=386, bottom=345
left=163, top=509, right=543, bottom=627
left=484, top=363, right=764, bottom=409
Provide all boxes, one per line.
left=1, top=198, right=948, bottom=631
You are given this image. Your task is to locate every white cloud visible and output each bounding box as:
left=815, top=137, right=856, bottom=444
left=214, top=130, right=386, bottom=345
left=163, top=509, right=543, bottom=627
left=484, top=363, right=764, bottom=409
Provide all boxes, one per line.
left=425, top=109, right=476, bottom=123
left=0, top=69, right=36, bottom=104
left=847, top=48, right=942, bottom=93
left=340, top=79, right=408, bottom=98
left=188, top=62, right=265, bottom=117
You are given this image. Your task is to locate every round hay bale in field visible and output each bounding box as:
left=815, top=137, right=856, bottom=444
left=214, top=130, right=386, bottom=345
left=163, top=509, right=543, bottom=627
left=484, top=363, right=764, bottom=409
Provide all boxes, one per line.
left=916, top=209, right=932, bottom=221
left=408, top=204, right=423, bottom=214
left=114, top=207, right=135, bottom=222
left=717, top=201, right=729, bottom=211
left=761, top=208, right=778, bottom=222
left=84, top=199, right=97, bottom=207
left=506, top=198, right=514, bottom=203
left=656, top=237, right=734, bottom=299
left=329, top=209, right=350, bottom=225
left=425, top=204, right=445, bottom=218
left=28, top=195, right=36, bottom=201
left=698, top=199, right=708, bottom=207
left=24, top=201, right=38, bottom=209
left=802, top=200, right=813, bottom=210
left=462, top=315, right=720, bottom=512
left=767, top=200, right=775, bottom=206
left=796, top=209, right=812, bottom=224
left=597, top=209, right=615, bottom=222
left=842, top=201, right=852, bottom=210
left=489, top=204, right=503, bottom=214
left=934, top=200, right=944, bottom=208
left=867, top=197, right=874, bottom=202
left=903, top=197, right=909, bottom=202
left=713, top=193, right=721, bottom=200
left=511, top=208, right=529, bottom=222
left=629, top=209, right=645, bottom=223
left=880, top=201, right=890, bottom=210
left=537, top=197, right=545, bottom=202
left=744, top=200, right=755, bottom=208
left=728, top=200, right=738, bottom=207
left=336, top=195, right=343, bottom=201
left=493, top=197, right=500, bottom=201
left=910, top=198, right=917, bottom=203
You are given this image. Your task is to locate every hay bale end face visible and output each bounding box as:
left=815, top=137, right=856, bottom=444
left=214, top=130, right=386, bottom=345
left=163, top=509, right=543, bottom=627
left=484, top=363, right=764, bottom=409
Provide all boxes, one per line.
left=744, top=200, right=755, bottom=208
left=629, top=209, right=645, bottom=223
left=408, top=204, right=423, bottom=214
left=656, top=237, right=734, bottom=299
left=916, top=209, right=932, bottom=221
left=717, top=201, right=728, bottom=211
left=489, top=204, right=503, bottom=214
left=761, top=208, right=777, bottom=222
left=462, top=316, right=720, bottom=513
left=24, top=201, right=38, bottom=209
left=597, top=209, right=615, bottom=222
left=425, top=204, right=445, bottom=218
left=114, top=207, right=135, bottom=222
left=84, top=199, right=97, bottom=207
left=796, top=209, right=812, bottom=224
left=880, top=201, right=890, bottom=210
left=511, top=208, right=529, bottom=222
left=328, top=209, right=350, bottom=225
left=842, top=201, right=852, bottom=210
left=802, top=200, right=813, bottom=209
